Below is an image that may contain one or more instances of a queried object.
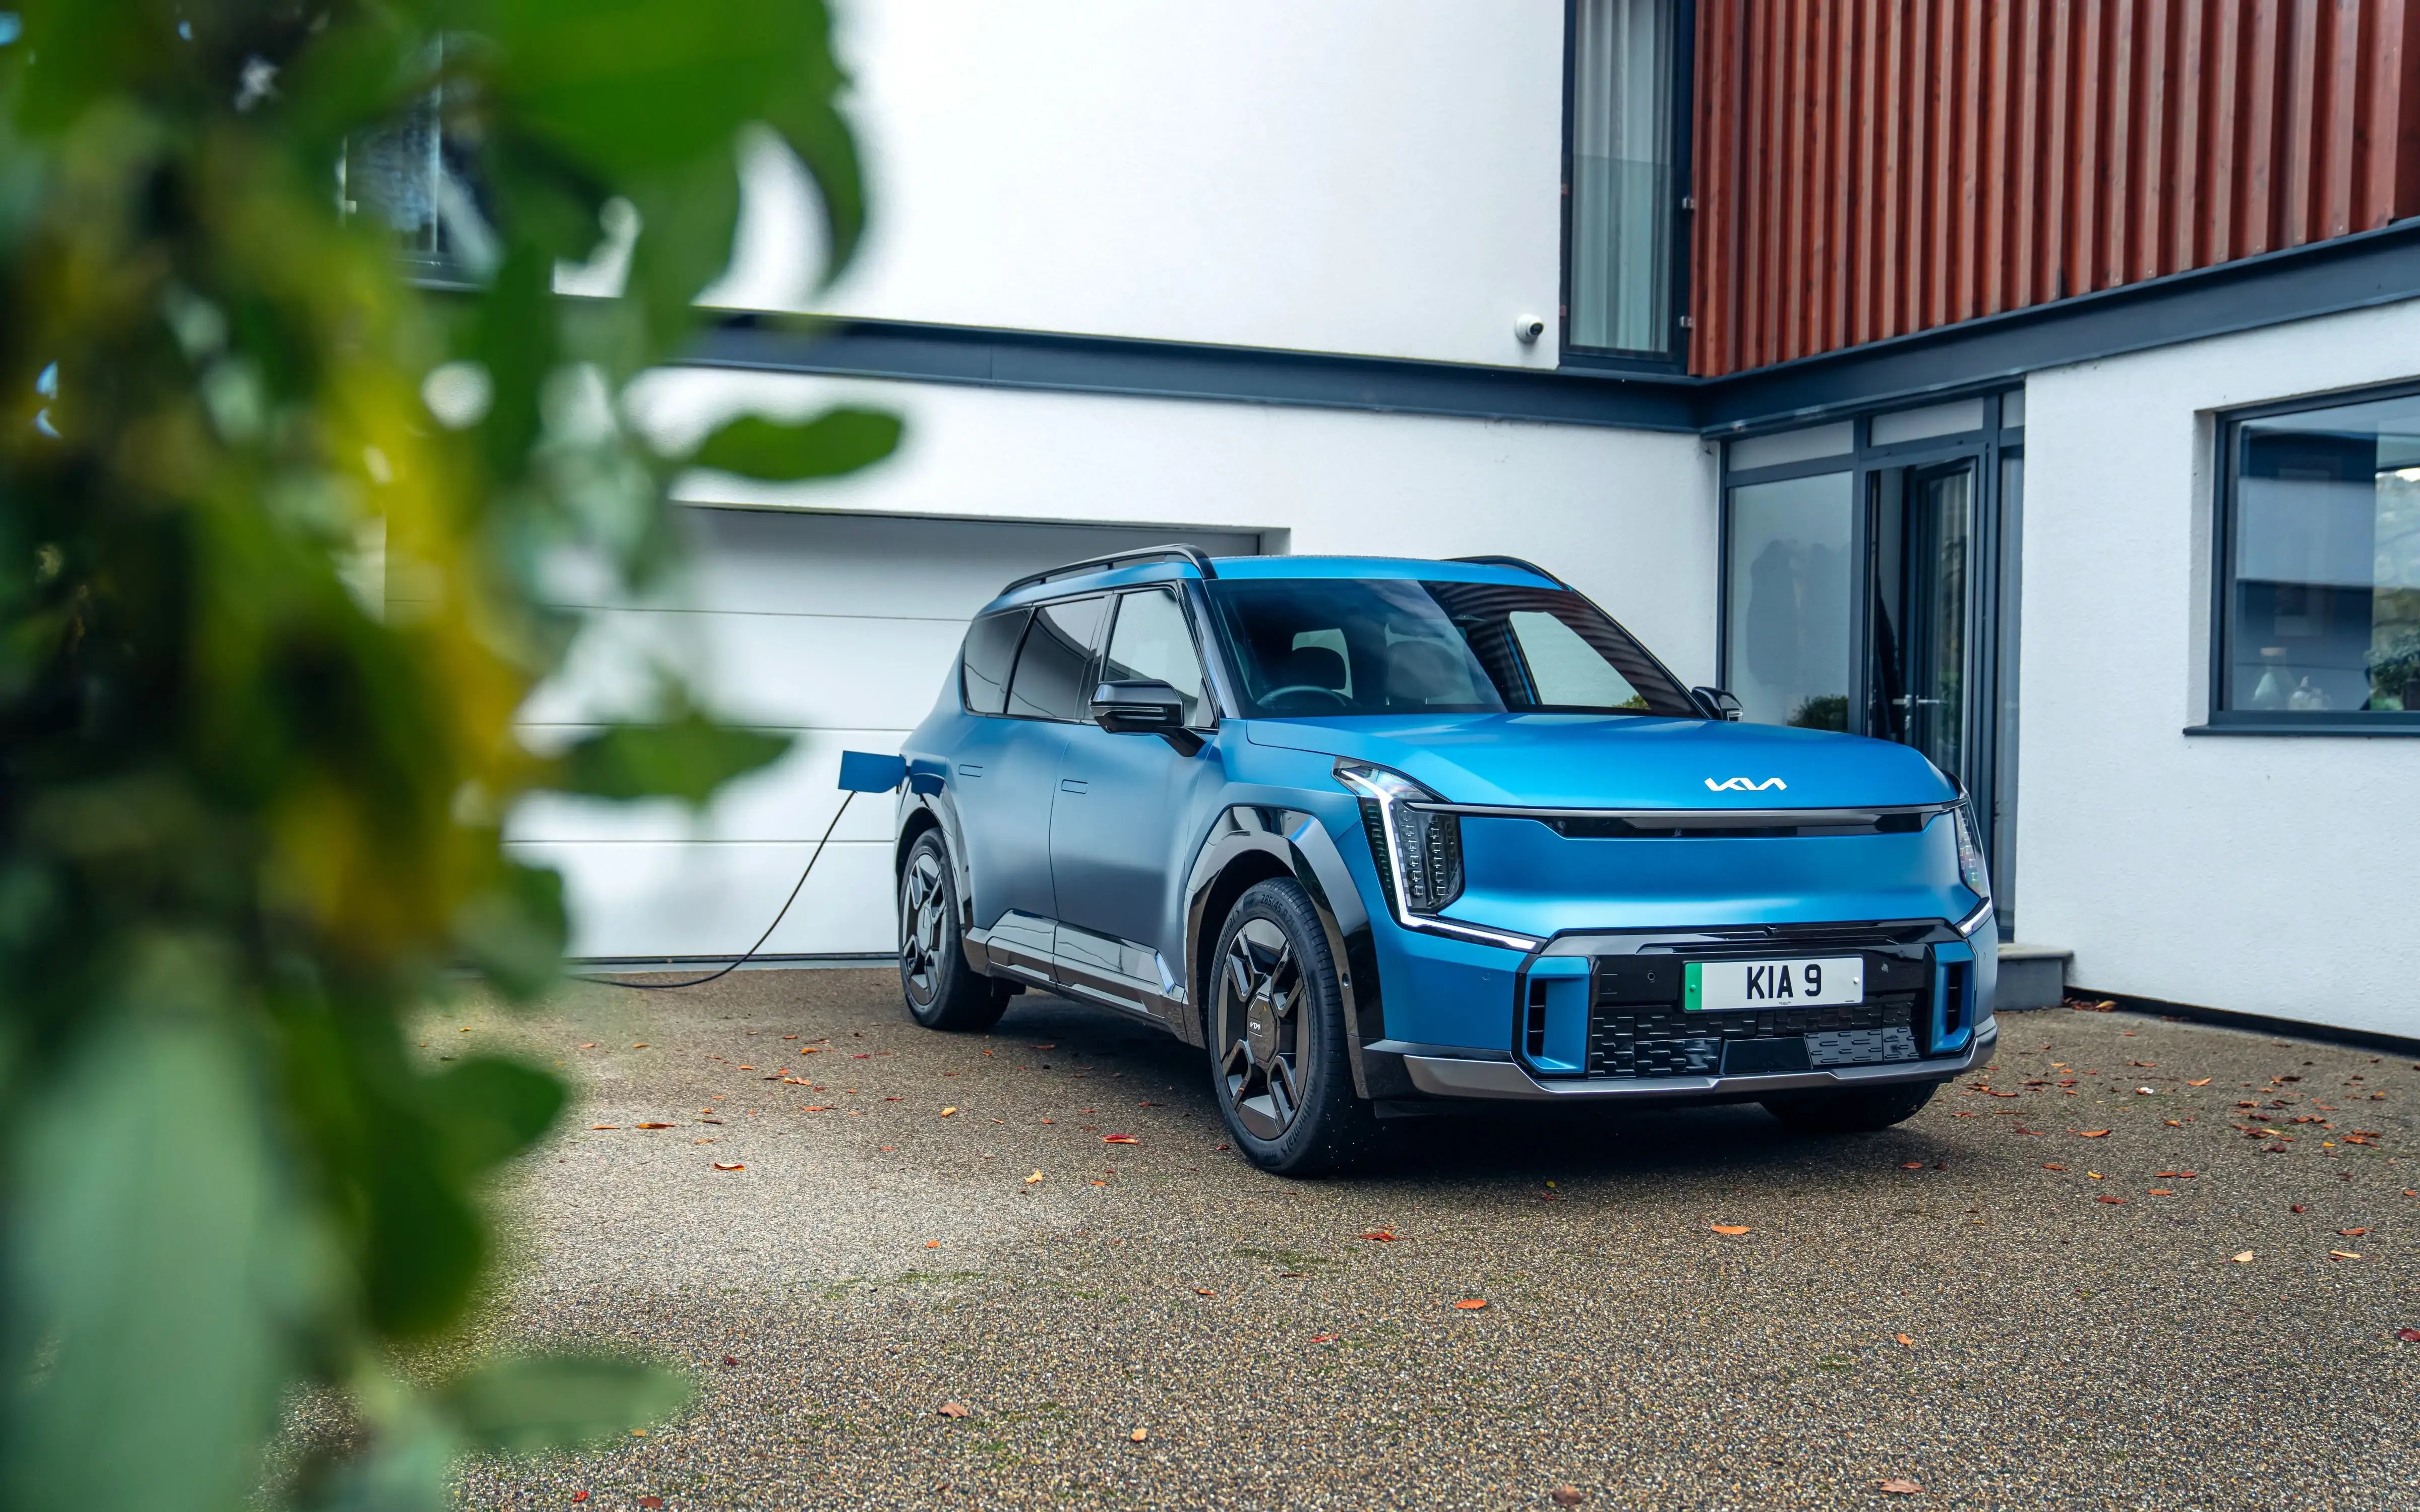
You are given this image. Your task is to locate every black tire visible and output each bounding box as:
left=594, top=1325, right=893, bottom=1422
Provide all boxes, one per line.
left=897, top=831, right=1010, bottom=1033
left=1205, top=878, right=1377, bottom=1176
left=1761, top=1079, right=1941, bottom=1135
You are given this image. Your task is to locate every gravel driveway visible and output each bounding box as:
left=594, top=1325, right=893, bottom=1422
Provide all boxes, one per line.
left=442, top=969, right=2419, bottom=1511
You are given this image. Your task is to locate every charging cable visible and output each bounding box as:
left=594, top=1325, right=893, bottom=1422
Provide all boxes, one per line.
left=580, top=789, right=858, bottom=991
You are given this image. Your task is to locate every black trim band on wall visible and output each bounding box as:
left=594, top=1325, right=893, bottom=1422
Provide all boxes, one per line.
left=677, top=219, right=2420, bottom=436
left=689, top=319, right=1703, bottom=432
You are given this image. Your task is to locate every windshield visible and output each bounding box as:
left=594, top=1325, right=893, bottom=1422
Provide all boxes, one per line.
left=1204, top=578, right=1699, bottom=719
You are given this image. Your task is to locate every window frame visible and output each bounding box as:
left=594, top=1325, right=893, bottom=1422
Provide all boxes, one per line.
left=2201, top=376, right=2420, bottom=736
left=1557, top=0, right=1698, bottom=374
left=957, top=606, right=1035, bottom=717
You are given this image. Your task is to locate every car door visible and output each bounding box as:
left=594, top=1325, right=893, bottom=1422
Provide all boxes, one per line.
left=951, top=594, right=1108, bottom=976
left=1050, top=586, right=1223, bottom=1014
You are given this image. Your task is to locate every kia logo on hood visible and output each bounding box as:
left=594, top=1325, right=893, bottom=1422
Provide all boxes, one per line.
left=1704, top=777, right=1787, bottom=792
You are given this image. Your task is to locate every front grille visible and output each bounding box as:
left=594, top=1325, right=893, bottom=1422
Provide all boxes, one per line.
left=1586, top=991, right=1924, bottom=1077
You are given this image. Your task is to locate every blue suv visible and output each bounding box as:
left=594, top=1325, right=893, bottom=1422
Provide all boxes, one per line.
left=890, top=548, right=1996, bottom=1174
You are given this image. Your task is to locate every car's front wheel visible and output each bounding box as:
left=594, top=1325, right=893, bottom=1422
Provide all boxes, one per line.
left=898, top=831, right=1010, bottom=1033
left=1206, top=878, right=1376, bottom=1176
left=1761, top=1080, right=1939, bottom=1134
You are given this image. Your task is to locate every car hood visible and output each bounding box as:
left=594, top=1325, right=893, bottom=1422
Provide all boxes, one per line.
left=1243, top=713, right=1956, bottom=810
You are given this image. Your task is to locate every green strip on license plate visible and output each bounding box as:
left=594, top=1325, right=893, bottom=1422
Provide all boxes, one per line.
left=1684, top=961, right=1703, bottom=1012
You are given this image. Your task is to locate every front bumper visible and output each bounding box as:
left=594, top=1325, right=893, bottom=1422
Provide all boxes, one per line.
left=1384, top=1017, right=1996, bottom=1104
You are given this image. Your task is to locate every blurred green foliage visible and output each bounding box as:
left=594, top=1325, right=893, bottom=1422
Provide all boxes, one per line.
left=0, top=3, right=892, bottom=1508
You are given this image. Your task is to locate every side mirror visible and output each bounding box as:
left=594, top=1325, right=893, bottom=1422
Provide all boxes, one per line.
left=1690, top=686, right=1744, bottom=722
left=1090, top=679, right=1204, bottom=754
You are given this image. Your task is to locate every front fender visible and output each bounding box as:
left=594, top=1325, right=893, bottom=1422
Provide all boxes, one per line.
left=1182, top=805, right=1396, bottom=1098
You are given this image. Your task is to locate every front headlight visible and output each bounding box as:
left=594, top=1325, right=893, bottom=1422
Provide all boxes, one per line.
left=1953, top=800, right=1991, bottom=901
left=1334, top=759, right=1464, bottom=915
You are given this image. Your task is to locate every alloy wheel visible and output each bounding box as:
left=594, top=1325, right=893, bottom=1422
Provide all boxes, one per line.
left=900, top=850, right=946, bottom=1005
left=1217, top=917, right=1308, bottom=1141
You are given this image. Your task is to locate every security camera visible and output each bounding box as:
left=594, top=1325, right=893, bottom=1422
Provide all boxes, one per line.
left=1515, top=314, right=1546, bottom=344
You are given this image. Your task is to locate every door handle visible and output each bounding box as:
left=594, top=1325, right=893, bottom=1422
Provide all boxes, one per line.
left=1059, top=778, right=1088, bottom=794
left=956, top=763, right=985, bottom=777
left=1891, top=696, right=1944, bottom=710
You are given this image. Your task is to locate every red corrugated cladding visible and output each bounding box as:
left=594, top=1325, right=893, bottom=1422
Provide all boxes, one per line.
left=1689, top=0, right=2420, bottom=376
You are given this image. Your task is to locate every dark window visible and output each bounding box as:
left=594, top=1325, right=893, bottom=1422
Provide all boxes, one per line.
left=1565, top=0, right=1688, bottom=361
left=1005, top=596, right=1109, bottom=722
left=2220, top=389, right=2420, bottom=721
left=1102, top=589, right=1210, bottom=725
left=959, top=608, right=1032, bottom=715
left=1205, top=578, right=1696, bottom=719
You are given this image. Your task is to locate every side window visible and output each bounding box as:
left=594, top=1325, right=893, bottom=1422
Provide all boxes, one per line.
left=959, top=608, right=1031, bottom=715
left=1103, top=589, right=1211, bottom=725
left=1005, top=595, right=1109, bottom=722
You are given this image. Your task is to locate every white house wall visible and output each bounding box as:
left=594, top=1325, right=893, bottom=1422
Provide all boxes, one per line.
left=714, top=0, right=1570, bottom=369
left=2019, top=296, right=2420, bottom=1038
left=520, top=370, right=1714, bottom=958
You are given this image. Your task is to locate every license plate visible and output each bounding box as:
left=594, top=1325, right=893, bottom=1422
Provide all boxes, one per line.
left=1684, top=957, right=1863, bottom=1012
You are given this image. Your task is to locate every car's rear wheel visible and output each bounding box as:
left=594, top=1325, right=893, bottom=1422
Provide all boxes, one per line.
left=1761, top=1080, right=1940, bottom=1134
left=1206, top=878, right=1376, bottom=1176
left=898, top=832, right=1010, bottom=1032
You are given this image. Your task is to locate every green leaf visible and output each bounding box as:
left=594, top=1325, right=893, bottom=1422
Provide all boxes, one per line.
left=484, top=0, right=822, bottom=175
left=440, top=1353, right=693, bottom=1455
left=688, top=409, right=902, bottom=482
left=554, top=715, right=792, bottom=805
left=423, top=1055, right=566, bottom=1173
left=452, top=860, right=568, bottom=1002
left=4, top=968, right=312, bottom=1512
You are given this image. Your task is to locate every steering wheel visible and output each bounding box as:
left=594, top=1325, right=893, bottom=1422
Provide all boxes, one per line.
left=1259, top=684, right=1351, bottom=712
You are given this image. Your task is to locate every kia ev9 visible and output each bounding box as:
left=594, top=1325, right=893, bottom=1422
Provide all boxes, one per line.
left=889, top=548, right=1997, bottom=1174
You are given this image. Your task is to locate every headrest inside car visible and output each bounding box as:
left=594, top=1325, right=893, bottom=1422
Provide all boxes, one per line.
left=1276, top=644, right=1348, bottom=691
left=1384, top=638, right=1466, bottom=704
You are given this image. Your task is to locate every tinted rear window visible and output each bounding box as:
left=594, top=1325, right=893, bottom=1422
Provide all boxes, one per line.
left=960, top=608, right=1031, bottom=715
left=1005, top=595, right=1109, bottom=721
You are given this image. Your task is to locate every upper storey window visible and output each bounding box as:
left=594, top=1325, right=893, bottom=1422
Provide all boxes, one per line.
left=1565, top=0, right=1687, bottom=363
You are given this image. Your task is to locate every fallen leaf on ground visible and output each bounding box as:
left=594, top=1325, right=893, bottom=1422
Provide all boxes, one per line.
left=2187, top=1078, right=2213, bottom=1086
left=2147, top=1188, right=2174, bottom=1195
left=1309, top=1333, right=1338, bottom=1344
left=1024, top=1171, right=1043, bottom=1184
left=571, top=1494, right=588, bottom=1503
left=1454, top=1298, right=1488, bottom=1310
left=720, top=1355, right=737, bottom=1366
left=1900, top=1161, right=1923, bottom=1169
left=1362, top=1230, right=1399, bottom=1242
left=578, top=1043, right=597, bottom=1049
left=937, top=1401, right=970, bottom=1418
left=1895, top=1333, right=1914, bottom=1348
left=2331, top=1250, right=2364, bottom=1259
left=1551, top=1488, right=1586, bottom=1507
left=939, top=1106, right=957, bottom=1117
left=2291, top=1204, right=2307, bottom=1213
left=2232, top=1250, right=2256, bottom=1263
left=2042, top=1163, right=2069, bottom=1171
left=1880, top=1479, right=1922, bottom=1495
left=2339, top=1227, right=2370, bottom=1237
left=2075, top=1129, right=2110, bottom=1138
left=2396, top=1329, right=2420, bottom=1343
left=878, top=1145, right=896, bottom=1152
left=736, top=1065, right=754, bottom=1071
left=1710, top=1224, right=1751, bottom=1235
left=925, top=1240, right=940, bottom=1248
left=591, top=1124, right=620, bottom=1130
left=2097, top=1195, right=2129, bottom=1204
left=2087, top=1171, right=2104, bottom=1179
left=631, top=1043, right=649, bottom=1049
left=1194, top=1288, right=1216, bottom=1297
left=799, top=1047, right=819, bottom=1054
left=1104, top=1134, right=1139, bottom=1144
left=635, top=1122, right=674, bottom=1129
left=1129, top=1428, right=1148, bottom=1442
left=639, top=1497, right=663, bottom=1509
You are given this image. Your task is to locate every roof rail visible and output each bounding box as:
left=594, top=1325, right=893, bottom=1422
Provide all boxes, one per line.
left=1000, top=543, right=1219, bottom=595
left=1447, top=554, right=1565, bottom=586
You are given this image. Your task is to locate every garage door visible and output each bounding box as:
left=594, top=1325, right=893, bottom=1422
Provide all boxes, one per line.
left=506, top=508, right=1265, bottom=962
